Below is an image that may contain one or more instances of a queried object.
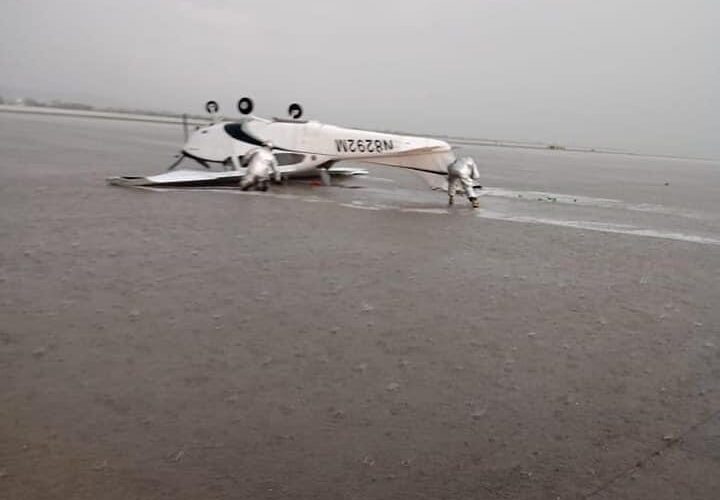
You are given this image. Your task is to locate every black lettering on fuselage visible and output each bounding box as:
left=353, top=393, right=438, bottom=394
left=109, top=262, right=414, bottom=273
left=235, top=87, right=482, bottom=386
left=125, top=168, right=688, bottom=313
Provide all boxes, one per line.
left=334, top=139, right=347, bottom=152
left=334, top=138, right=395, bottom=154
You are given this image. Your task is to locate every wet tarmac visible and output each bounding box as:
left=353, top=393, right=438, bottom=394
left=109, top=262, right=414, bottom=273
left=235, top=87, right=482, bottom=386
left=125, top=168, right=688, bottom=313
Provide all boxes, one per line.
left=1, top=112, right=719, bottom=499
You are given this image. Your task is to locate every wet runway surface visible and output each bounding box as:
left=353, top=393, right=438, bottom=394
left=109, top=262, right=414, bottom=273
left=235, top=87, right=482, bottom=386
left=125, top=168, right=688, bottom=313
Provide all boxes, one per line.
left=1, top=112, right=719, bottom=499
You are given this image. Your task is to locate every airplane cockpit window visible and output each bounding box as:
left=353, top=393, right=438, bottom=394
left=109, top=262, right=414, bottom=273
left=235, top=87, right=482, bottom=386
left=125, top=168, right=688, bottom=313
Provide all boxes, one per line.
left=223, top=123, right=264, bottom=146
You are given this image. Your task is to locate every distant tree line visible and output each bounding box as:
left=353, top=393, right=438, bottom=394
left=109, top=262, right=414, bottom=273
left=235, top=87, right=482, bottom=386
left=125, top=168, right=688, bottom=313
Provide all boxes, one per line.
left=1, top=96, right=93, bottom=109
left=1, top=95, right=208, bottom=119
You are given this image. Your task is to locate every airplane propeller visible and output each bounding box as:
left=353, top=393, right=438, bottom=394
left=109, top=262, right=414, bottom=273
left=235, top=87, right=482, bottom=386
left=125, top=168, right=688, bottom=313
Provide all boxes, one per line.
left=168, top=100, right=218, bottom=170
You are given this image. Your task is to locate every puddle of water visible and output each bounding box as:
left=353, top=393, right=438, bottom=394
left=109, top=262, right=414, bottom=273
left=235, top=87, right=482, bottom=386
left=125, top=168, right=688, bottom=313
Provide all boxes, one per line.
left=340, top=203, right=384, bottom=211
left=479, top=187, right=713, bottom=220
left=477, top=210, right=720, bottom=246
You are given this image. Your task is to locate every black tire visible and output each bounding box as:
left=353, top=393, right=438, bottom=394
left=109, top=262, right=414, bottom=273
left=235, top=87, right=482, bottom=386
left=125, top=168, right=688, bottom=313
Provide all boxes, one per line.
left=288, top=102, right=303, bottom=119
left=238, top=97, right=254, bottom=115
left=205, top=100, right=219, bottom=114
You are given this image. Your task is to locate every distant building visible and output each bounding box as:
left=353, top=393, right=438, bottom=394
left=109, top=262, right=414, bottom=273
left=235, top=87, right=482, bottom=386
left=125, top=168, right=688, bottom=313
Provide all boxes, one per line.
left=21, top=97, right=45, bottom=107
left=51, top=99, right=94, bottom=111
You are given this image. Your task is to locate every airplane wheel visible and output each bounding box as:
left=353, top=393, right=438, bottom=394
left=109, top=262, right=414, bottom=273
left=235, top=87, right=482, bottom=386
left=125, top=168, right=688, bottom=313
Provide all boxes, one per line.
left=288, top=103, right=303, bottom=119
left=205, top=100, right=219, bottom=114
left=238, top=97, right=254, bottom=115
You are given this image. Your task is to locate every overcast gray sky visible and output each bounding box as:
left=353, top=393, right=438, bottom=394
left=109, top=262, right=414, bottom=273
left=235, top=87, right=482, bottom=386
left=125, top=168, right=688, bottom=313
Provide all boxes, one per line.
left=1, top=0, right=718, bottom=157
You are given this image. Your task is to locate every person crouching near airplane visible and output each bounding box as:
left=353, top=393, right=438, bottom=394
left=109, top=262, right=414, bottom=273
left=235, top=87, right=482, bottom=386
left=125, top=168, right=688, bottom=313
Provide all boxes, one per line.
left=240, top=141, right=281, bottom=191
left=447, top=156, right=481, bottom=208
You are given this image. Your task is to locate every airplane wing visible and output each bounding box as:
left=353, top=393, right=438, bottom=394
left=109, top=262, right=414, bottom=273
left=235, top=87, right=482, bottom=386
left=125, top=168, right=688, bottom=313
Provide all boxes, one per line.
left=107, top=166, right=368, bottom=187
left=107, top=169, right=245, bottom=187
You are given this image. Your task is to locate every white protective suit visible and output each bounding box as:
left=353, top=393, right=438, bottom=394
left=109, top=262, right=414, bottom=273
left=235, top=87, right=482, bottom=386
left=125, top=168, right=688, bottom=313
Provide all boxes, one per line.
left=239, top=146, right=280, bottom=191
left=447, top=156, right=481, bottom=207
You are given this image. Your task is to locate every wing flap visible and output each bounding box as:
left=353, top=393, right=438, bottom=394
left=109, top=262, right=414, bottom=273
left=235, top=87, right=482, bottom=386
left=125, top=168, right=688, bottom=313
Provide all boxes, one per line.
left=107, top=169, right=245, bottom=187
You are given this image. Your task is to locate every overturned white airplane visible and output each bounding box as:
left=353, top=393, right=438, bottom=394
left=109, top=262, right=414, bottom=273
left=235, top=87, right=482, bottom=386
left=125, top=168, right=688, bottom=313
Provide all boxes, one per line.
left=108, top=98, right=456, bottom=188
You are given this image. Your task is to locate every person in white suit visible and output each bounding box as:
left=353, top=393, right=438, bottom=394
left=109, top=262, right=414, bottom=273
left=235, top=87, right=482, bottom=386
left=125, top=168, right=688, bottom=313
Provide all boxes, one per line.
left=447, top=156, right=481, bottom=208
left=239, top=142, right=280, bottom=191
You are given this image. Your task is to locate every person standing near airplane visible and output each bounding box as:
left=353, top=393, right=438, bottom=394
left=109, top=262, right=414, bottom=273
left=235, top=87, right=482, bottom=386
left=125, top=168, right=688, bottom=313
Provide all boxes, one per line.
left=239, top=142, right=281, bottom=191
left=447, top=156, right=481, bottom=208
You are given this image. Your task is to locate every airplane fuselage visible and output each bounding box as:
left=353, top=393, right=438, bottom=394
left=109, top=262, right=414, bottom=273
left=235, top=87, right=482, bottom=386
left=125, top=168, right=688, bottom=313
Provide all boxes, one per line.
left=183, top=117, right=455, bottom=177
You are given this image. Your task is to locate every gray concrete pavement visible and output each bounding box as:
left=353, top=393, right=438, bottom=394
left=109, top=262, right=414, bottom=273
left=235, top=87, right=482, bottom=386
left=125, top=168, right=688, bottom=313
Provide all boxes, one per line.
left=1, top=113, right=719, bottom=499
